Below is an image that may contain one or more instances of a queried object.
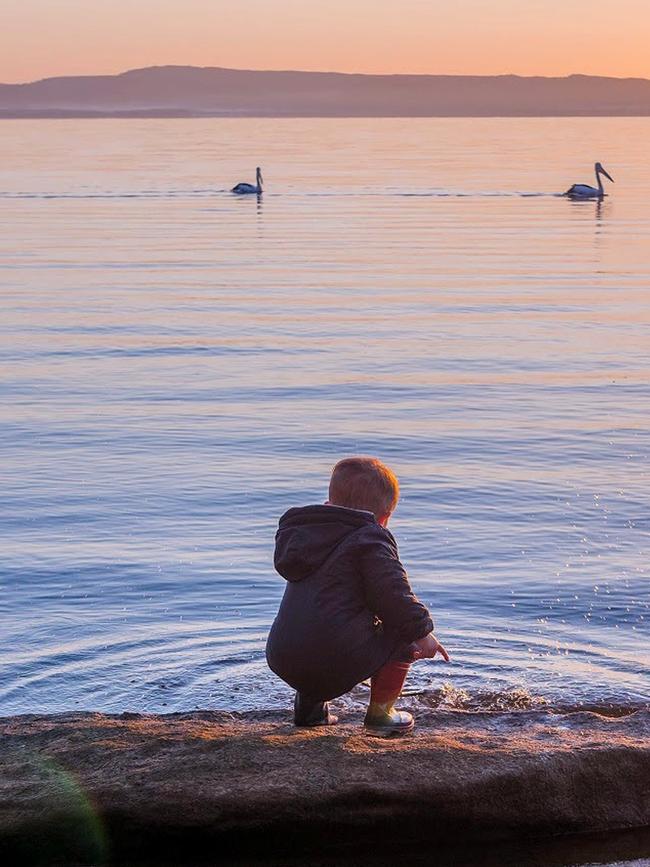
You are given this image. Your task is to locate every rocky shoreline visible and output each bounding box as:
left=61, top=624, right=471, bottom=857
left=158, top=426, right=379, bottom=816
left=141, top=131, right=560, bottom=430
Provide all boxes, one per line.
left=1, top=708, right=649, bottom=865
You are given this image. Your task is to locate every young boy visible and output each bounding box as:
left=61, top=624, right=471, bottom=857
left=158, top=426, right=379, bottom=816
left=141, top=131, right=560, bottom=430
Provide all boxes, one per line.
left=266, top=456, right=449, bottom=736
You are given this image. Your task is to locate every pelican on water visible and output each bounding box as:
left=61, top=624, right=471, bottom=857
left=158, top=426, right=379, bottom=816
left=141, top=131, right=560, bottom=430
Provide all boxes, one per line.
left=231, top=167, right=263, bottom=195
left=564, top=162, right=614, bottom=199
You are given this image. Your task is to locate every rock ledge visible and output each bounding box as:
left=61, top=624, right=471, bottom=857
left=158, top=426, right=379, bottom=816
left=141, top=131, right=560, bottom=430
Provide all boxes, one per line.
left=1, top=708, right=649, bottom=864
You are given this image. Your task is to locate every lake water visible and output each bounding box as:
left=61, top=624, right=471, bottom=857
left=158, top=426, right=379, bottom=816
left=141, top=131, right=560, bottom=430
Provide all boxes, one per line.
left=0, top=118, right=648, bottom=717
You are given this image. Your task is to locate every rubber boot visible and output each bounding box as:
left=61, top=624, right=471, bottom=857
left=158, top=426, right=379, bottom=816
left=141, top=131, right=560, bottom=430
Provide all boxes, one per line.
left=363, top=705, right=414, bottom=737
left=294, top=692, right=339, bottom=727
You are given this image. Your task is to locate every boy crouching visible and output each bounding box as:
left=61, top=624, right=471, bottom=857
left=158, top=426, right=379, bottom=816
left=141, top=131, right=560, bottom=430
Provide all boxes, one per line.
left=266, top=456, right=449, bottom=736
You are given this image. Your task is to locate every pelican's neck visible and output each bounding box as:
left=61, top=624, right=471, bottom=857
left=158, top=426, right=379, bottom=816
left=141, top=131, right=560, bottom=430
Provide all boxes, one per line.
left=256, top=168, right=262, bottom=191
left=596, top=165, right=604, bottom=195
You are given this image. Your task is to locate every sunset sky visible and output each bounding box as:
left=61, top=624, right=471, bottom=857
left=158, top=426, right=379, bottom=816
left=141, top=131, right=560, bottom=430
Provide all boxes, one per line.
left=3, top=0, right=650, bottom=84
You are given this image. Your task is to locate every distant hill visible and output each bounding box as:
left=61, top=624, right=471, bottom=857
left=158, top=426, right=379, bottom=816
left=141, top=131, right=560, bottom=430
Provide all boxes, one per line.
left=2, top=66, right=650, bottom=117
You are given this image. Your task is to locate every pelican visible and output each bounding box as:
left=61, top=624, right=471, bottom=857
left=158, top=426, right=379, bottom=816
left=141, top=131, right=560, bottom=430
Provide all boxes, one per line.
left=231, top=167, right=263, bottom=195
left=564, top=162, right=614, bottom=199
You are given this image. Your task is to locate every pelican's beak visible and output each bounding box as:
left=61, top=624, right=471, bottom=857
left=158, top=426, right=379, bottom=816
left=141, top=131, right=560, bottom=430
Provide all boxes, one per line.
left=601, top=167, right=614, bottom=183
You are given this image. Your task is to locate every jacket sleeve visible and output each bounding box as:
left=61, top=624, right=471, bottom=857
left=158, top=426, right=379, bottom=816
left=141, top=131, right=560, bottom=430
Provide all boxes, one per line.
left=358, top=531, right=434, bottom=644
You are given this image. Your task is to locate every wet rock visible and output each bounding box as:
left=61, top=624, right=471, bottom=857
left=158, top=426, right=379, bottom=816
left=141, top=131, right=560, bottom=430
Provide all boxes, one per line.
left=0, top=709, right=648, bottom=865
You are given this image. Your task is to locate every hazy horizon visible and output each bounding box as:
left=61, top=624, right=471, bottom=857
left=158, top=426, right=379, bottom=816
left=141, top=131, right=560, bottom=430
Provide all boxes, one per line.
left=5, top=64, right=650, bottom=89
left=5, top=65, right=650, bottom=118
left=2, top=0, right=650, bottom=84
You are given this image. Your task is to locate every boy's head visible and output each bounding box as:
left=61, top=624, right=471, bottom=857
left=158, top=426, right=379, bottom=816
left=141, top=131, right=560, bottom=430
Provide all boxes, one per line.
left=328, top=456, right=399, bottom=525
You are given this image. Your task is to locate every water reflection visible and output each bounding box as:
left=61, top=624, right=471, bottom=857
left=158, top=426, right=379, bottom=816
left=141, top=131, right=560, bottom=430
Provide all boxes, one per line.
left=0, top=117, right=648, bottom=715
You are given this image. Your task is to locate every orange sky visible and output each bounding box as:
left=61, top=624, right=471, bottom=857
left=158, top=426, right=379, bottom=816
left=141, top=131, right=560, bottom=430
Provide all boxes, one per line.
left=3, top=0, right=650, bottom=84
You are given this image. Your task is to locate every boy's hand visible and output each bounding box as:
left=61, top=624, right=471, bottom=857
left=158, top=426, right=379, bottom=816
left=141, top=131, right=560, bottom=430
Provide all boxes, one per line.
left=411, top=633, right=450, bottom=662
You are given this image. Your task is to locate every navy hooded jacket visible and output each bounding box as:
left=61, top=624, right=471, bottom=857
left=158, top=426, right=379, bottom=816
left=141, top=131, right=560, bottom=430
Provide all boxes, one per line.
left=266, top=504, right=433, bottom=700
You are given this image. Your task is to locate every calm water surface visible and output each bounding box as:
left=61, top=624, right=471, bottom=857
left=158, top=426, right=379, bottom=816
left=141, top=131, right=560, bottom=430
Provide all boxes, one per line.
left=0, top=118, right=648, bottom=716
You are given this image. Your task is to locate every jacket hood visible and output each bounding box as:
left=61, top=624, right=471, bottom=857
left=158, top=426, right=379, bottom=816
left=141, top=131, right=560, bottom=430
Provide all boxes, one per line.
left=274, top=504, right=377, bottom=582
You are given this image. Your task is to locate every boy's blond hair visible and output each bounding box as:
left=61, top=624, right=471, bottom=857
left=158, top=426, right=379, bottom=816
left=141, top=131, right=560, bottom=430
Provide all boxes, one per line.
left=328, top=457, right=399, bottom=520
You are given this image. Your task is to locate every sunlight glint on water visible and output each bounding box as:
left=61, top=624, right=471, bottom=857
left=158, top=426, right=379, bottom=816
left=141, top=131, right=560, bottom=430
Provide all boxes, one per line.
left=0, top=118, right=648, bottom=715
